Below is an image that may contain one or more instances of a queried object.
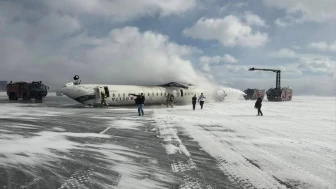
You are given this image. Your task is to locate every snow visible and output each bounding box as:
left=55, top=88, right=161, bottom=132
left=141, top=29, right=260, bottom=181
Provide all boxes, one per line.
left=0, top=131, right=110, bottom=166
left=0, top=104, right=71, bottom=119
left=1, top=94, right=335, bottom=188
left=152, top=96, right=336, bottom=189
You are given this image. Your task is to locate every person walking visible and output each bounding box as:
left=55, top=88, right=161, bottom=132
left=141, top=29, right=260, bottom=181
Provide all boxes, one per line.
left=169, top=93, right=175, bottom=107
left=254, top=97, right=263, bottom=116
left=100, top=91, right=108, bottom=107
left=198, top=93, right=206, bottom=109
left=166, top=93, right=171, bottom=107
left=192, top=95, right=197, bottom=110
left=130, top=93, right=145, bottom=116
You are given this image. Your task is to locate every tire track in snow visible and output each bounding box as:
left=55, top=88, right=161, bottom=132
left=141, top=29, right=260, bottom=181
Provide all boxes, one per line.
left=159, top=114, right=287, bottom=189
left=198, top=121, right=318, bottom=189
left=153, top=110, right=214, bottom=189
left=225, top=114, right=335, bottom=189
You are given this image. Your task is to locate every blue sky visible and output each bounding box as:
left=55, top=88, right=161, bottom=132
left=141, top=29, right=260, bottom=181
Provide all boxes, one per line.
left=0, top=0, right=335, bottom=95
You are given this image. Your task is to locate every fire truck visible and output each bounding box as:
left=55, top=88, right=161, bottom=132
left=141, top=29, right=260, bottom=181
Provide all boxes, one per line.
left=248, top=67, right=293, bottom=101
left=7, top=81, right=49, bottom=102
left=243, top=88, right=265, bottom=100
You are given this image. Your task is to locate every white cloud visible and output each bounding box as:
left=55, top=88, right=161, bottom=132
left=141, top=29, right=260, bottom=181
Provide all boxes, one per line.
left=269, top=48, right=335, bottom=75
left=297, top=57, right=336, bottom=73
left=0, top=0, right=334, bottom=96
left=243, top=12, right=267, bottom=27
left=41, top=0, right=196, bottom=22
left=211, top=62, right=335, bottom=95
left=0, top=25, right=209, bottom=88
left=216, top=64, right=303, bottom=77
left=308, top=41, right=336, bottom=52
left=199, top=54, right=237, bottom=72
left=219, top=2, right=248, bottom=13
left=37, top=14, right=81, bottom=37
left=229, top=77, right=336, bottom=96
left=200, top=54, right=237, bottom=64
left=291, top=45, right=301, bottom=50
left=82, top=27, right=208, bottom=84
left=270, top=48, right=298, bottom=58
left=263, top=0, right=336, bottom=24
left=182, top=15, right=268, bottom=47
left=274, top=18, right=289, bottom=27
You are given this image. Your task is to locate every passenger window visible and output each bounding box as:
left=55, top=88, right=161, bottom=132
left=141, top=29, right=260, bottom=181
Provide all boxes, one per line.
left=185, top=93, right=187, bottom=95
left=118, top=93, right=120, bottom=97
left=123, top=93, right=125, bottom=97
left=148, top=93, right=150, bottom=96
left=113, top=93, right=115, bottom=97
left=157, top=93, right=158, bottom=96
left=161, top=93, right=162, bottom=96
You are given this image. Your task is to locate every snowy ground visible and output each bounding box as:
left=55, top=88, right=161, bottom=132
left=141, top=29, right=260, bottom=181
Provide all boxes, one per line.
left=153, top=96, right=336, bottom=189
left=0, top=94, right=335, bottom=189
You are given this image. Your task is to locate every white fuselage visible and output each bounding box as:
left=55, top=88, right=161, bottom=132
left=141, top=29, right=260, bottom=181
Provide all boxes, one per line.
left=59, top=82, right=224, bottom=106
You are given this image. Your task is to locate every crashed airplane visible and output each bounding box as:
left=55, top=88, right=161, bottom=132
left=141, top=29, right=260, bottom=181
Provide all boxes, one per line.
left=59, top=75, right=227, bottom=106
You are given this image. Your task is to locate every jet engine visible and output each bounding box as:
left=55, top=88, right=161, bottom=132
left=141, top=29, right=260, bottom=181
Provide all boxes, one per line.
left=213, top=89, right=227, bottom=102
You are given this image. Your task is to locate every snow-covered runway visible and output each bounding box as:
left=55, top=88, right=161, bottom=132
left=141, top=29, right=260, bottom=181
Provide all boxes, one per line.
left=153, top=96, right=336, bottom=189
left=0, top=94, right=335, bottom=189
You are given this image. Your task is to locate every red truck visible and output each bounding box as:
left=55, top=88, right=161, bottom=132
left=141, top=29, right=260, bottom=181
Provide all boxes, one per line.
left=7, top=81, right=49, bottom=101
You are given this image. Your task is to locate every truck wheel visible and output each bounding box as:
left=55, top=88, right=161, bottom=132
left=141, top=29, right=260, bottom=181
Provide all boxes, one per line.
left=23, top=93, right=31, bottom=101
left=35, top=95, right=43, bottom=102
left=8, top=93, right=17, bottom=100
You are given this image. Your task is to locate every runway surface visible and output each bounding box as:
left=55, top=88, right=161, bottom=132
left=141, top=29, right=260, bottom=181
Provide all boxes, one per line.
left=0, top=93, right=335, bottom=189
left=0, top=94, right=234, bottom=189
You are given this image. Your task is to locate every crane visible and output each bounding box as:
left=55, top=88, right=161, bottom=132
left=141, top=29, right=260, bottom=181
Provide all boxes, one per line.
left=249, top=67, right=281, bottom=89
left=248, top=67, right=292, bottom=101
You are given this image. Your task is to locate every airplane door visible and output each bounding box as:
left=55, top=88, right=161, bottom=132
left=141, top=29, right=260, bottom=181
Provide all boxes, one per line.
left=180, top=89, right=183, bottom=97
left=103, top=86, right=109, bottom=97
left=94, top=86, right=102, bottom=103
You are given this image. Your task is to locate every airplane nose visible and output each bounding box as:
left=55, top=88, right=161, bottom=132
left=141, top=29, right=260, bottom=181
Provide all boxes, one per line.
left=59, top=82, right=76, bottom=97
left=59, top=86, right=69, bottom=96
left=59, top=84, right=75, bottom=97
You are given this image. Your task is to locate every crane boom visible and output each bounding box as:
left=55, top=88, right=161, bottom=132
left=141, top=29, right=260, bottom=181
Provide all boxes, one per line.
left=249, top=67, right=281, bottom=89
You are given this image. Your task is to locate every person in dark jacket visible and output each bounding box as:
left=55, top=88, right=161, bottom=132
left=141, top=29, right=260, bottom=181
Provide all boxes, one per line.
left=192, top=95, right=197, bottom=110
left=254, top=97, right=263, bottom=116
left=130, top=93, right=145, bottom=116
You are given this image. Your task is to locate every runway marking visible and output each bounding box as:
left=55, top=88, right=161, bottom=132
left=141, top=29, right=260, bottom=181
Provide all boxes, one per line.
left=99, top=126, right=112, bottom=134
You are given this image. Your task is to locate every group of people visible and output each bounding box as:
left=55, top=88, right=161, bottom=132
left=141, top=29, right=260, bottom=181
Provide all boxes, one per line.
left=192, top=93, right=206, bottom=110
left=101, top=91, right=263, bottom=116
left=128, top=92, right=207, bottom=116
